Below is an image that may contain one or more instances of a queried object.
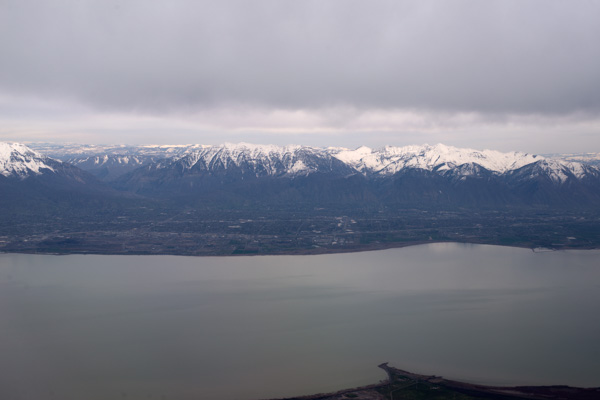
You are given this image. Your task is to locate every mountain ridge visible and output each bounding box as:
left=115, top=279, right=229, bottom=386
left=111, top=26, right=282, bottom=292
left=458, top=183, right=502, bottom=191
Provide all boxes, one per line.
left=5, top=141, right=600, bottom=192
left=110, top=141, right=597, bottom=183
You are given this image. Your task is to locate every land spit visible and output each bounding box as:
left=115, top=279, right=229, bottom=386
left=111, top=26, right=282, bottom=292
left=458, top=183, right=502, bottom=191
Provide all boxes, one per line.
left=263, top=363, right=600, bottom=400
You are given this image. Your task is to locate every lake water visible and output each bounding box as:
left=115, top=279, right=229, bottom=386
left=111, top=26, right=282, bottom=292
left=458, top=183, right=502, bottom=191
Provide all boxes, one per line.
left=1, top=243, right=599, bottom=400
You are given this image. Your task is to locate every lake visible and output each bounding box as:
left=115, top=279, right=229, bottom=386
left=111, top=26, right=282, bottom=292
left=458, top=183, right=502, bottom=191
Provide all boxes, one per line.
left=1, top=243, right=599, bottom=400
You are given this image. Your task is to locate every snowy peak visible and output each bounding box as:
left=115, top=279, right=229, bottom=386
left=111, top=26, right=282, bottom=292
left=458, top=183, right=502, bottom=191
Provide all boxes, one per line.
left=513, top=159, right=599, bottom=184
left=0, top=142, right=57, bottom=178
left=328, top=143, right=542, bottom=176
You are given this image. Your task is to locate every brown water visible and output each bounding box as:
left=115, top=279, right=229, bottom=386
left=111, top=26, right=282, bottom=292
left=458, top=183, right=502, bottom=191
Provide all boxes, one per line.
left=1, top=243, right=599, bottom=400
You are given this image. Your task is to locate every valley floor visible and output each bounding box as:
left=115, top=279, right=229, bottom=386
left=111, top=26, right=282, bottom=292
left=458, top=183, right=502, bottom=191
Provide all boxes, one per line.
left=1, top=208, right=599, bottom=256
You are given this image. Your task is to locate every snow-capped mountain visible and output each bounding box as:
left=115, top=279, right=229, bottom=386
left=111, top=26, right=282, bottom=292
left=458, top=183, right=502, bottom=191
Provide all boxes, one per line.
left=27, top=143, right=204, bottom=180
left=0, top=142, right=61, bottom=178
left=0, top=142, right=117, bottom=210
left=509, top=159, right=600, bottom=184
left=66, top=154, right=160, bottom=181
left=328, top=143, right=542, bottom=176
left=153, top=142, right=353, bottom=177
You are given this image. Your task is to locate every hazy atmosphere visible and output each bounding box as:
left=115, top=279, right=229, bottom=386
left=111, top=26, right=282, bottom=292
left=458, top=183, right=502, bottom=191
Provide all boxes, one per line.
left=1, top=0, right=599, bottom=153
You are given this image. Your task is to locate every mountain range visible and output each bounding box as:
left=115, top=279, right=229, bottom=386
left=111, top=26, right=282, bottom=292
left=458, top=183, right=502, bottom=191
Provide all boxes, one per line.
left=3, top=141, right=600, bottom=209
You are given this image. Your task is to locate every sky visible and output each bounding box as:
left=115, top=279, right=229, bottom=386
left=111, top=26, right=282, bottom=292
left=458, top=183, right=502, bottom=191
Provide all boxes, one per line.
left=1, top=0, right=599, bottom=153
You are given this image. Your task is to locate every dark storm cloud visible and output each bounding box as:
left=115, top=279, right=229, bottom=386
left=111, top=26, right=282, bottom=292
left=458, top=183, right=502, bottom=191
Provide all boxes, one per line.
left=1, top=0, right=600, bottom=114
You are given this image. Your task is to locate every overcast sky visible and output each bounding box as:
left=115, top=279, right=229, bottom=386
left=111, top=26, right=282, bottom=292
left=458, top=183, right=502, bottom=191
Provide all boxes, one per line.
left=1, top=0, right=599, bottom=153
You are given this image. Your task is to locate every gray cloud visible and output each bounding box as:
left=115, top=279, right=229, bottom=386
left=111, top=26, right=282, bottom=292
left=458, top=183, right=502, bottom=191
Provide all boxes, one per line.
left=1, top=0, right=600, bottom=115
left=1, top=91, right=598, bottom=154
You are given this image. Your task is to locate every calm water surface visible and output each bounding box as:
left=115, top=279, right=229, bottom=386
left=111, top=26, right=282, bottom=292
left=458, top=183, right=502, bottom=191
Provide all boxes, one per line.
left=1, top=243, right=599, bottom=400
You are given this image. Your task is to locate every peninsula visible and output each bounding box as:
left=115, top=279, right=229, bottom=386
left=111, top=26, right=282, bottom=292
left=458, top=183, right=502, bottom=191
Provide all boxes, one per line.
left=264, top=364, right=600, bottom=400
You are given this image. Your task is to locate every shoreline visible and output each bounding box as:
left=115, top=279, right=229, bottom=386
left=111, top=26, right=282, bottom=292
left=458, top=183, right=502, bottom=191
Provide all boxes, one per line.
left=1, top=239, right=599, bottom=258
left=263, top=364, right=600, bottom=400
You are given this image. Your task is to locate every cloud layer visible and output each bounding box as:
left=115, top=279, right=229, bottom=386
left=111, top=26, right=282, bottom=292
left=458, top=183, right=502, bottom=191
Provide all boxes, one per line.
left=2, top=0, right=600, bottom=113
left=1, top=0, right=599, bottom=151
